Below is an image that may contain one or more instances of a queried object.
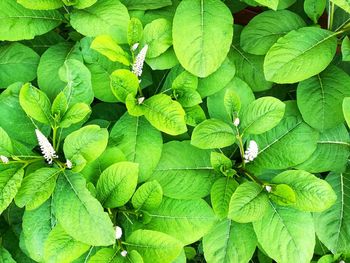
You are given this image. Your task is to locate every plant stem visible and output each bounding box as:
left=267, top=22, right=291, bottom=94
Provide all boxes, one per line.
left=328, top=1, right=335, bottom=30
left=52, top=126, right=58, bottom=151
left=235, top=127, right=246, bottom=168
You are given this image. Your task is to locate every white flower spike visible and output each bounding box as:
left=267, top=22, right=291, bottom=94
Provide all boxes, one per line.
left=66, top=159, right=73, bottom=169
left=121, top=250, right=128, bottom=257
left=35, top=129, right=58, bottom=164
left=244, top=140, right=258, bottom=163
left=233, top=117, right=240, bottom=127
left=115, top=226, right=123, bottom=240
left=132, top=44, right=148, bottom=78
left=0, top=155, right=9, bottom=164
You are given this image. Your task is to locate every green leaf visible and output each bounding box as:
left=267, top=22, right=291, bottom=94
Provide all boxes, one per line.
left=210, top=152, right=232, bottom=172
left=132, top=180, right=163, bottom=211
left=203, top=219, right=257, bottom=263
left=91, top=35, right=130, bottom=65
left=88, top=248, right=143, bottom=262
left=53, top=171, right=115, bottom=246
left=126, top=230, right=183, bottom=263
left=296, top=124, right=350, bottom=173
left=110, top=69, right=139, bottom=102
left=172, top=71, right=201, bottom=107
left=341, top=36, right=350, bottom=61
left=19, top=83, right=52, bottom=124
left=149, top=141, right=217, bottom=199
left=184, top=105, right=207, bottom=127
left=254, top=0, right=279, bottom=9
left=0, top=43, right=40, bottom=88
left=146, top=48, right=179, bottom=70
left=64, top=0, right=97, bottom=9
left=240, top=97, right=285, bottom=135
left=142, top=94, right=187, bottom=135
left=60, top=103, right=91, bottom=128
left=21, top=199, right=54, bottom=262
left=172, top=0, right=233, bottom=77
left=126, top=94, right=145, bottom=117
left=304, top=0, right=326, bottom=24
left=224, top=89, right=241, bottom=120
left=15, top=168, right=60, bottom=210
left=330, top=0, right=350, bottom=13
left=128, top=17, right=143, bottom=46
left=0, top=246, right=15, bottom=263
left=51, top=92, right=68, bottom=118
left=121, top=0, right=172, bottom=10
left=145, top=197, right=217, bottom=245
left=343, top=97, right=350, bottom=128
left=0, top=0, right=63, bottom=41
left=264, top=27, right=337, bottom=83
left=70, top=0, right=130, bottom=44
left=191, top=119, right=236, bottom=149
left=0, top=127, right=12, bottom=155
left=96, top=162, right=139, bottom=208
left=141, top=18, right=172, bottom=58
left=240, top=10, right=306, bottom=55
left=268, top=184, right=296, bottom=206
left=44, top=224, right=90, bottom=263
left=17, top=0, right=63, bottom=9
left=110, top=113, right=162, bottom=182
left=63, top=125, right=109, bottom=172
left=253, top=203, right=315, bottom=263
left=0, top=164, right=24, bottom=214
left=314, top=171, right=350, bottom=254
left=272, top=170, right=336, bottom=212
left=228, top=182, right=269, bottom=223
left=297, top=66, right=350, bottom=131
left=211, top=177, right=238, bottom=219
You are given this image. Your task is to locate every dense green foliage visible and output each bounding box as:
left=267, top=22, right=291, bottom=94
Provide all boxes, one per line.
left=0, top=0, right=350, bottom=262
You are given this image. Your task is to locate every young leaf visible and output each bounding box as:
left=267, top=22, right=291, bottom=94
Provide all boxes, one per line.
left=172, top=0, right=233, bottom=77
left=110, top=69, right=139, bottom=102
left=191, top=119, right=236, bottom=149
left=53, top=171, right=115, bottom=246
left=0, top=246, right=15, bottom=263
left=264, top=27, right=337, bottom=83
left=126, top=230, right=183, bottom=263
left=210, top=152, right=233, bottom=172
left=127, top=17, right=143, bottom=46
left=224, top=90, right=241, bottom=120
left=268, top=184, right=296, bottom=206
left=254, top=0, right=279, bottom=10
left=343, top=97, right=350, bottom=128
left=304, top=0, right=326, bottom=24
left=96, top=162, right=139, bottom=208
left=341, top=36, right=350, bottom=61
left=228, top=182, right=269, bottom=223
left=203, top=219, right=257, bottom=263
left=121, top=0, right=172, bottom=10
left=330, top=0, right=350, bottom=13
left=184, top=105, right=207, bottom=127
left=253, top=203, right=315, bottom=263
left=60, top=103, right=91, bottom=128
left=0, top=127, right=12, bottom=155
left=51, top=92, right=68, bottom=118
left=132, top=180, right=163, bottom=211
left=19, top=83, right=52, bottom=124
left=63, top=0, right=97, bottom=9
left=240, top=97, right=285, bottom=135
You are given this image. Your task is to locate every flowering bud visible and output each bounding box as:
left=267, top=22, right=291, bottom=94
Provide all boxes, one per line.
left=265, top=185, right=272, bottom=193
left=0, top=155, right=9, bottom=164
left=115, top=226, right=123, bottom=240
left=233, top=117, right=240, bottom=127
left=137, top=97, right=145, bottom=105
left=66, top=159, right=73, bottom=169
left=131, top=43, right=139, bottom=51
left=121, top=250, right=127, bottom=257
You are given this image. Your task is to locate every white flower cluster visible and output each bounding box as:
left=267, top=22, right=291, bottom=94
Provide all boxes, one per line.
left=132, top=44, right=148, bottom=78
left=0, top=155, right=9, bottom=164
left=115, top=226, right=123, bottom=240
left=35, top=129, right=58, bottom=164
left=244, top=140, right=258, bottom=163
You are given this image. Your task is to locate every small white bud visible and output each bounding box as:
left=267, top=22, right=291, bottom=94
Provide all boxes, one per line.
left=233, top=117, right=240, bottom=127
left=0, top=155, right=9, bottom=164
left=115, top=226, right=123, bottom=240
left=66, top=159, right=73, bottom=169
left=265, top=185, right=272, bottom=193
left=120, top=250, right=127, bottom=257
left=339, top=260, right=345, bottom=263
left=131, top=43, right=139, bottom=51
left=137, top=97, right=145, bottom=105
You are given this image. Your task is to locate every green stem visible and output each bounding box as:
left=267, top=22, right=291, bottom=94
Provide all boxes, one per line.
left=328, top=1, right=335, bottom=30
left=52, top=126, right=58, bottom=151
left=235, top=127, right=246, bottom=168
left=243, top=171, right=264, bottom=186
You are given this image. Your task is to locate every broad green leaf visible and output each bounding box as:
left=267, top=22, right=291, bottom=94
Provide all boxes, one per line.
left=149, top=141, right=217, bottom=199
left=254, top=0, right=279, bottom=9
left=44, top=224, right=90, bottom=263
left=314, top=171, right=350, bottom=254
left=272, top=170, right=336, bottom=212
left=297, top=66, right=350, bottom=131
left=60, top=103, right=91, bottom=128
left=228, top=182, right=269, bottom=223
left=253, top=203, right=315, bottom=263
left=268, top=184, right=296, bottom=206
left=17, top=0, right=63, bottom=9
left=184, top=105, right=207, bottom=127
left=128, top=17, right=143, bottom=46
left=96, top=162, right=139, bottom=208
left=0, top=43, right=40, bottom=88
left=341, top=36, right=350, bottom=61
left=60, top=59, right=94, bottom=108
left=38, top=42, right=82, bottom=100
left=15, top=168, right=60, bottom=210
left=0, top=127, right=12, bottom=155
left=264, top=27, right=337, bottom=83
left=21, top=199, right=54, bottom=262
left=51, top=92, right=68, bottom=118
left=171, top=71, right=201, bottom=107
left=191, top=119, right=236, bottom=149
left=19, top=83, right=52, bottom=124
left=330, top=0, right=350, bottom=13
left=53, top=171, right=115, bottom=246
left=249, top=102, right=319, bottom=170
left=70, top=0, right=130, bottom=44
left=343, top=97, right=350, bottom=128
left=172, top=0, right=233, bottom=77
left=304, top=0, right=326, bottom=23
left=121, top=0, right=172, bottom=10
left=0, top=0, right=63, bottom=41
left=145, top=197, right=217, bottom=244
left=110, top=113, right=162, bottom=182
left=211, top=177, right=238, bottom=219
left=110, top=69, right=139, bottom=102
left=142, top=94, right=187, bottom=135
left=141, top=18, right=172, bottom=58
left=63, top=0, right=97, bottom=9
left=0, top=247, right=15, bottom=263
left=126, top=94, right=145, bottom=117
left=126, top=230, right=183, bottom=263
left=203, top=219, right=257, bottom=263
left=91, top=35, right=130, bottom=65
left=296, top=124, right=350, bottom=173
left=88, top=248, right=143, bottom=263
left=63, top=125, right=109, bottom=172
left=240, top=97, right=285, bottom=135
left=146, top=48, right=179, bottom=70
left=240, top=10, right=306, bottom=55
left=132, top=180, right=163, bottom=211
